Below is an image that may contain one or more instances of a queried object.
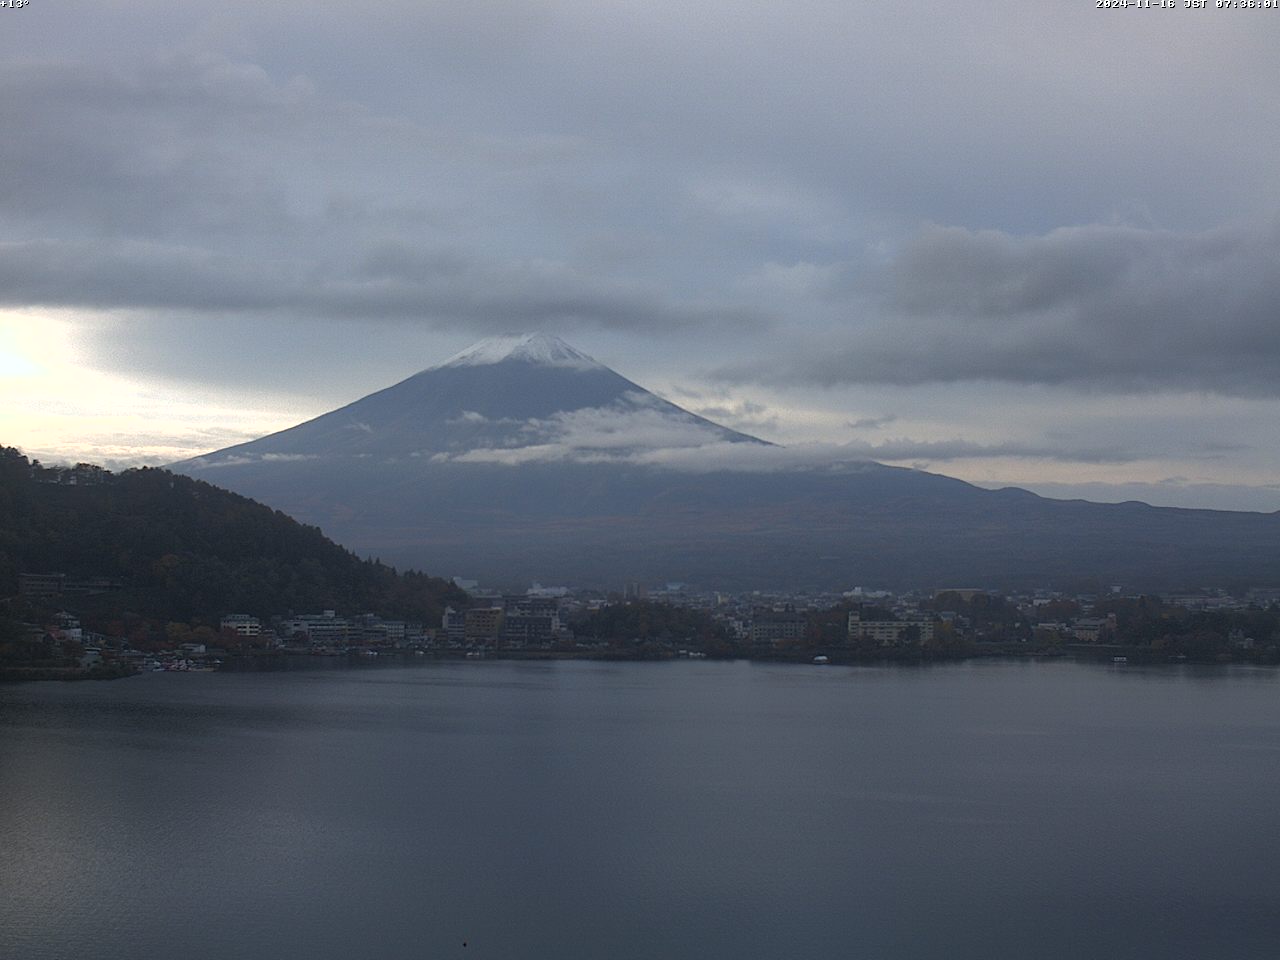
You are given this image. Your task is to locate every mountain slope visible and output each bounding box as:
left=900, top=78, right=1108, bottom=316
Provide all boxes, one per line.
left=183, top=333, right=763, bottom=466
left=0, top=447, right=467, bottom=626
left=172, top=334, right=1280, bottom=592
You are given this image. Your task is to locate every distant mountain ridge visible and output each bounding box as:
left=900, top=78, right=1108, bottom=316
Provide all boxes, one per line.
left=172, top=334, right=1280, bottom=592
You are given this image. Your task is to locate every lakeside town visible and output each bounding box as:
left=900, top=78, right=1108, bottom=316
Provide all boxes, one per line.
left=7, top=569, right=1280, bottom=680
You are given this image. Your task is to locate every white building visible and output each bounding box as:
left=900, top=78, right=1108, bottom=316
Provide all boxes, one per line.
left=281, top=611, right=350, bottom=645
left=848, top=610, right=934, bottom=645
left=220, top=614, right=262, bottom=638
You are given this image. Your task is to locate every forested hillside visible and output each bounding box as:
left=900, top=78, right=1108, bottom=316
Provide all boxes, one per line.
left=0, top=447, right=467, bottom=629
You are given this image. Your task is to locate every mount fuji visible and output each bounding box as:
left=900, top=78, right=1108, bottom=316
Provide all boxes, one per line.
left=186, top=334, right=763, bottom=466
left=173, top=334, right=1280, bottom=591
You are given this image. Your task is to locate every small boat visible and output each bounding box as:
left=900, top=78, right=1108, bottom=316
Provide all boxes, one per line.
left=812, top=655, right=830, bottom=665
left=1112, top=656, right=1128, bottom=664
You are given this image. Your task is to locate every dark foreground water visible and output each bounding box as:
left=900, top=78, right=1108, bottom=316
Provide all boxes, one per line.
left=3, top=659, right=1279, bottom=960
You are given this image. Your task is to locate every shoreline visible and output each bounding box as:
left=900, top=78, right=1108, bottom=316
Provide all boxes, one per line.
left=5, top=643, right=1272, bottom=683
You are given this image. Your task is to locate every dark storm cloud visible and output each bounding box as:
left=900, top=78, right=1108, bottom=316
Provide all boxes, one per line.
left=4, top=43, right=1278, bottom=369
left=348, top=242, right=765, bottom=332
left=0, top=54, right=762, bottom=342
left=0, top=235, right=757, bottom=334
left=0, top=239, right=291, bottom=312
left=720, top=218, right=1280, bottom=397
left=0, top=57, right=306, bottom=236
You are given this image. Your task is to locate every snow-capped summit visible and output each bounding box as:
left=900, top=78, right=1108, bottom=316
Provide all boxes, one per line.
left=435, top=333, right=602, bottom=371
left=175, top=333, right=763, bottom=468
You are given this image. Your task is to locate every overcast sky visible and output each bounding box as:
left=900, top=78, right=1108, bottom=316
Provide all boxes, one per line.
left=3, top=0, right=1279, bottom=510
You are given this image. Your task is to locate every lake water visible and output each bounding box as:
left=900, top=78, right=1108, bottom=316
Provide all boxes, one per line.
left=3, top=659, right=1279, bottom=959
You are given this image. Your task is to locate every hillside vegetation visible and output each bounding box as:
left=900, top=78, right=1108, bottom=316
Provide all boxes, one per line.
left=0, top=446, right=467, bottom=633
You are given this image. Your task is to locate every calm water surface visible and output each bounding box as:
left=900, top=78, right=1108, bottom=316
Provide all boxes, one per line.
left=3, top=659, right=1279, bottom=959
